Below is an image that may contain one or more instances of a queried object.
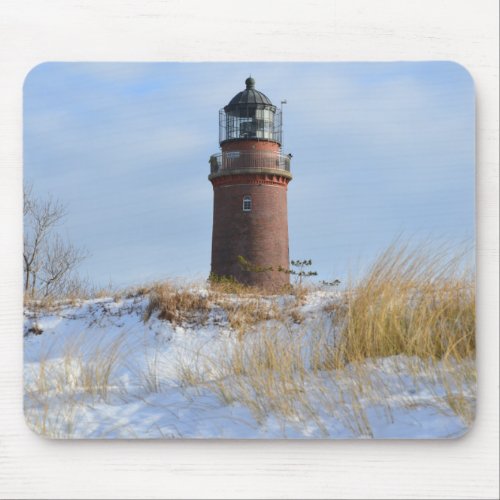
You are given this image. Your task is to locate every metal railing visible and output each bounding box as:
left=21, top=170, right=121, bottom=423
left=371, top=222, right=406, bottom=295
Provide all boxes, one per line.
left=209, top=150, right=291, bottom=175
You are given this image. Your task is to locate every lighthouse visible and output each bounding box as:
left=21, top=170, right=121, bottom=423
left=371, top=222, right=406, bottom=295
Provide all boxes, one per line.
left=209, top=77, right=292, bottom=290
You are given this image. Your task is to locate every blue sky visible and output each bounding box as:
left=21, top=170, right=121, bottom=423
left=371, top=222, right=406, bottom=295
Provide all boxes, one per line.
left=24, top=62, right=475, bottom=287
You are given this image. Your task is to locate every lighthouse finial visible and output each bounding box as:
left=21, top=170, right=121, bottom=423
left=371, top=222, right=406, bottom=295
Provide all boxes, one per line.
left=245, top=76, right=255, bottom=89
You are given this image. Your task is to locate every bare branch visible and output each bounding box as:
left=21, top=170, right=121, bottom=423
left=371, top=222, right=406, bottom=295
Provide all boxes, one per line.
left=39, top=235, right=88, bottom=297
left=23, top=184, right=87, bottom=300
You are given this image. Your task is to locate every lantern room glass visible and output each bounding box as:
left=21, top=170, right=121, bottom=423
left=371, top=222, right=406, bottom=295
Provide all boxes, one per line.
left=219, top=106, right=282, bottom=144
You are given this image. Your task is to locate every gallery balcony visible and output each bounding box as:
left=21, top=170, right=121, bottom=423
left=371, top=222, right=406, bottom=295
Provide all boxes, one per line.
left=208, top=150, right=292, bottom=180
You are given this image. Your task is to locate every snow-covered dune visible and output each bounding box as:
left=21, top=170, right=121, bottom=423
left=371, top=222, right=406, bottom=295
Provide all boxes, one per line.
left=24, top=288, right=474, bottom=439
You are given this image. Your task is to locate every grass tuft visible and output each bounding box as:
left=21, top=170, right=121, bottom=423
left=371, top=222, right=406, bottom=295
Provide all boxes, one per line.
left=334, top=242, right=475, bottom=367
left=143, top=282, right=210, bottom=325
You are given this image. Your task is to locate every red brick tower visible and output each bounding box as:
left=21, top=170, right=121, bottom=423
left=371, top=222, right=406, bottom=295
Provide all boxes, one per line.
left=209, top=77, right=292, bottom=290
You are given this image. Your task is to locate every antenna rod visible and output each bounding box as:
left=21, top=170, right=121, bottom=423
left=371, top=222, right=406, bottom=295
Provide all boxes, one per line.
left=281, top=99, right=287, bottom=150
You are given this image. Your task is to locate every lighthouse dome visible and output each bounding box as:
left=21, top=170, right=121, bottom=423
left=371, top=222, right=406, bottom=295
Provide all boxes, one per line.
left=225, top=77, right=276, bottom=111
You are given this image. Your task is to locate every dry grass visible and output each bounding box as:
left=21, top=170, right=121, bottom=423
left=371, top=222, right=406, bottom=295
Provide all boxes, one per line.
left=176, top=323, right=312, bottom=425
left=219, top=299, right=281, bottom=336
left=24, top=397, right=80, bottom=438
left=208, top=275, right=262, bottom=296
left=24, top=276, right=179, bottom=318
left=175, top=323, right=382, bottom=436
left=209, top=274, right=302, bottom=299
left=428, top=357, right=476, bottom=426
left=124, top=284, right=153, bottom=299
left=143, top=282, right=210, bottom=325
left=175, top=241, right=476, bottom=433
left=334, top=241, right=475, bottom=367
left=23, top=279, right=118, bottom=315
left=142, top=277, right=287, bottom=335
left=289, top=308, right=305, bottom=324
left=24, top=332, right=129, bottom=437
left=209, top=279, right=309, bottom=335
left=24, top=241, right=476, bottom=437
left=290, top=284, right=310, bottom=304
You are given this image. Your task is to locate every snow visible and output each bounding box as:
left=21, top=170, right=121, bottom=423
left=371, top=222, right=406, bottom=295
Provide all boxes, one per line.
left=23, top=289, right=475, bottom=439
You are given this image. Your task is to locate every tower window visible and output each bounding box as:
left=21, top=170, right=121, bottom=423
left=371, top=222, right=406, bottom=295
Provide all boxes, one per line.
left=242, top=195, right=252, bottom=212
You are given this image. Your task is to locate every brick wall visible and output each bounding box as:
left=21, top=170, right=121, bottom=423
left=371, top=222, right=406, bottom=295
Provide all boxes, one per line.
left=211, top=177, right=290, bottom=290
left=222, top=139, right=280, bottom=154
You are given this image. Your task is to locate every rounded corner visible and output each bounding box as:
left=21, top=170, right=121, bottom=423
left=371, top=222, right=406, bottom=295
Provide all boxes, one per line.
left=449, top=411, right=477, bottom=440
left=23, top=62, right=54, bottom=93
left=23, top=407, right=58, bottom=440
left=446, top=61, right=475, bottom=91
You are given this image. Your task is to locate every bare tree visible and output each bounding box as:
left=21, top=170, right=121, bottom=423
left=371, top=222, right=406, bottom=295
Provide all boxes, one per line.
left=23, top=184, right=87, bottom=300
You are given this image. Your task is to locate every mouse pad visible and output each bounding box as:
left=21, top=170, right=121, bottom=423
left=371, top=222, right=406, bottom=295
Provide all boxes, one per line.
left=23, top=62, right=476, bottom=439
